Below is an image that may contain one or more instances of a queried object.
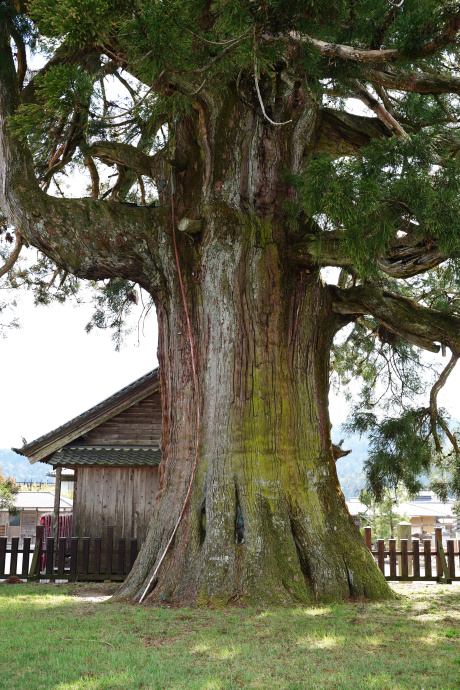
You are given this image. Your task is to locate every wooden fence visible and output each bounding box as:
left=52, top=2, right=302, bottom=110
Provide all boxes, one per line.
left=365, top=526, right=458, bottom=583
left=0, top=525, right=138, bottom=582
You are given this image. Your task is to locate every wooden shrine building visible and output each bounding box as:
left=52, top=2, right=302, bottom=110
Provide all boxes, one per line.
left=14, top=370, right=162, bottom=546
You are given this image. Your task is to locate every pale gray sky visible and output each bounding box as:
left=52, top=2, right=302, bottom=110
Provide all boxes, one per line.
left=0, top=290, right=158, bottom=448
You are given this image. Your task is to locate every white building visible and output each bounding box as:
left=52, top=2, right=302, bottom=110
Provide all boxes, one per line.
left=346, top=490, right=455, bottom=539
left=0, top=491, right=72, bottom=541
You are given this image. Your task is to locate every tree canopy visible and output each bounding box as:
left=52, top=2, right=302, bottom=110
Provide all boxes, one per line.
left=2, top=0, right=460, bottom=602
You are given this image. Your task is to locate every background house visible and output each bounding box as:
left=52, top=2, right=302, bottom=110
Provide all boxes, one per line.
left=14, top=369, right=162, bottom=546
left=347, top=490, right=457, bottom=541
left=0, top=491, right=72, bottom=541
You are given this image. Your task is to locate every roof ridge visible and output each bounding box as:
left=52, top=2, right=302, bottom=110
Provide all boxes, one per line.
left=14, top=368, right=160, bottom=461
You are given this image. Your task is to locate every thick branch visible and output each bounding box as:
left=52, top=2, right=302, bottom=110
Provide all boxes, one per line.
left=300, top=12, right=460, bottom=64
left=330, top=285, right=460, bottom=355
left=367, top=68, right=460, bottom=95
left=312, top=108, right=391, bottom=155
left=291, top=231, right=446, bottom=279
left=87, top=140, right=162, bottom=178
left=9, top=24, right=27, bottom=91
left=0, top=22, right=167, bottom=291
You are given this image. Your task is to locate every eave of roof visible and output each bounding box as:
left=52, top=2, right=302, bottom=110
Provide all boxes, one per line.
left=50, top=446, right=162, bottom=467
left=13, top=369, right=160, bottom=464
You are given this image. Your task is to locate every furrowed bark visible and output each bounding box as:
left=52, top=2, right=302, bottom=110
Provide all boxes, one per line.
left=118, top=209, right=392, bottom=606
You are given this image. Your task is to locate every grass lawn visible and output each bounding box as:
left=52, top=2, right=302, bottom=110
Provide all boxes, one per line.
left=1, top=581, right=460, bottom=689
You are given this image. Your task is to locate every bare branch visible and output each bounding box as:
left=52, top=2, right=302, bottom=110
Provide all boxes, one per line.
left=0, top=231, right=22, bottom=279
left=352, top=80, right=408, bottom=139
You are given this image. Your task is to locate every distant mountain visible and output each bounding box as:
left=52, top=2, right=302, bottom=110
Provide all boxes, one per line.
left=2, top=433, right=367, bottom=496
left=0, top=449, right=50, bottom=482
left=333, top=431, right=368, bottom=500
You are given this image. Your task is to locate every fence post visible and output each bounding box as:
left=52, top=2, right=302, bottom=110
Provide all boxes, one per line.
left=94, top=538, right=102, bottom=575
left=106, top=526, right=114, bottom=576
left=82, top=538, right=90, bottom=575
left=423, top=539, right=432, bottom=579
left=400, top=539, right=409, bottom=579
left=45, top=538, right=54, bottom=576
left=435, top=527, right=442, bottom=578
left=397, top=523, right=412, bottom=576
left=412, top=540, right=420, bottom=578
left=447, top=540, right=456, bottom=578
left=22, top=538, right=31, bottom=578
left=118, top=539, right=125, bottom=576
left=0, top=537, right=6, bottom=577
left=130, top=539, right=138, bottom=571
left=57, top=538, right=66, bottom=576
left=28, top=526, right=43, bottom=578
left=364, top=526, right=372, bottom=552
left=69, top=537, right=78, bottom=576
left=10, top=537, right=19, bottom=576
left=389, top=539, right=397, bottom=578
left=376, top=539, right=385, bottom=574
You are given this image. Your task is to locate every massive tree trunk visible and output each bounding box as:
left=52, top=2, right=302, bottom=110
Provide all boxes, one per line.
left=118, top=206, right=391, bottom=605
left=0, top=24, right=395, bottom=604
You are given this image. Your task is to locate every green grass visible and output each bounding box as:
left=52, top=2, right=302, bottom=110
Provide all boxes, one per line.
left=1, top=582, right=460, bottom=689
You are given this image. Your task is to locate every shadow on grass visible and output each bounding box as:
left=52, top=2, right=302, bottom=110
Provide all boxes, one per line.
left=1, top=582, right=459, bottom=689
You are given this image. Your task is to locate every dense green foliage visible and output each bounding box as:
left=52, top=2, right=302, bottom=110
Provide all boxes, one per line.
left=0, top=462, right=18, bottom=512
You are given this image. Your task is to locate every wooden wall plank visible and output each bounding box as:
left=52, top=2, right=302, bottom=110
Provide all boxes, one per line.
left=84, top=392, right=162, bottom=446
left=74, top=466, right=159, bottom=546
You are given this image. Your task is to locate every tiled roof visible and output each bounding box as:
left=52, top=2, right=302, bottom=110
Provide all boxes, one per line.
left=13, top=368, right=160, bottom=464
left=50, top=446, right=162, bottom=467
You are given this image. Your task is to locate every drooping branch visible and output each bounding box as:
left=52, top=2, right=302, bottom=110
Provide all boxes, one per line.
left=429, top=351, right=459, bottom=452
left=330, top=285, right=460, bottom=355
left=0, top=230, right=22, bottom=279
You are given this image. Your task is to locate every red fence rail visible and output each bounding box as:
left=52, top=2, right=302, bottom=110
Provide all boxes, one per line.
left=0, top=525, right=138, bottom=582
